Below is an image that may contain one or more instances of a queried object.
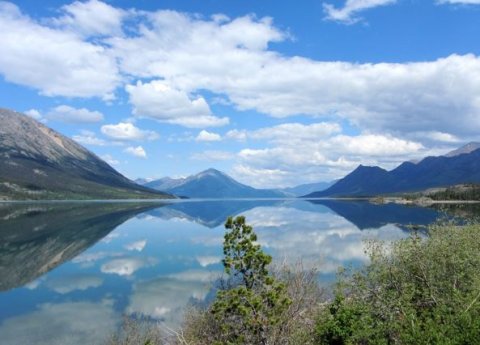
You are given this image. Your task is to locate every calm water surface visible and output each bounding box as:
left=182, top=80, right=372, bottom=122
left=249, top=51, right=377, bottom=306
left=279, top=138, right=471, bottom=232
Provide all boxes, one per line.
left=0, top=199, right=456, bottom=344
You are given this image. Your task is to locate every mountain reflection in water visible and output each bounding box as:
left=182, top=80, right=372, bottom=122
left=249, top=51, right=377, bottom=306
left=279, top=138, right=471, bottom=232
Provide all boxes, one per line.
left=0, top=199, right=474, bottom=345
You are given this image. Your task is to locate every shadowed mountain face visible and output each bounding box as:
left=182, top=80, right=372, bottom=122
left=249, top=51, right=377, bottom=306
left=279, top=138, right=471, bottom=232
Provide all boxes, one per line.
left=0, top=109, right=171, bottom=200
left=307, top=145, right=480, bottom=197
left=145, top=169, right=287, bottom=198
left=0, top=202, right=162, bottom=291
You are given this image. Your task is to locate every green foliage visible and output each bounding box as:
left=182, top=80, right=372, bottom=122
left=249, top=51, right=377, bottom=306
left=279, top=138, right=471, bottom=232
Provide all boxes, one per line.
left=428, top=184, right=480, bottom=201
left=210, top=216, right=292, bottom=344
left=315, top=223, right=480, bottom=344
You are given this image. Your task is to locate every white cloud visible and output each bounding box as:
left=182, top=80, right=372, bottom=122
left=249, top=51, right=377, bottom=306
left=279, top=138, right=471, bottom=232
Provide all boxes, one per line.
left=195, top=130, right=221, bottom=142
left=225, top=129, right=248, bottom=141
left=126, top=80, right=229, bottom=128
left=108, top=10, right=480, bottom=137
left=196, top=255, right=222, bottom=267
left=73, top=130, right=107, bottom=146
left=0, top=2, right=120, bottom=98
left=25, top=108, right=43, bottom=120
left=190, top=150, right=234, bottom=161
left=101, top=122, right=159, bottom=141
left=53, top=0, right=127, bottom=37
left=111, top=12, right=285, bottom=79
left=411, top=131, right=460, bottom=143
left=125, top=239, right=147, bottom=252
left=232, top=122, right=341, bottom=143
left=101, top=154, right=120, bottom=166
left=101, top=257, right=156, bottom=276
left=47, top=105, right=104, bottom=123
left=2, top=3, right=480, bottom=139
left=323, top=0, right=397, bottom=24
left=124, top=146, right=147, bottom=158
left=232, top=131, right=425, bottom=188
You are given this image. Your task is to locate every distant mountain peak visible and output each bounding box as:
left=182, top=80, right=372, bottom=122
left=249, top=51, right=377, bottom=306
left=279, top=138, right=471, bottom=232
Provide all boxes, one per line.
left=196, top=168, right=226, bottom=177
left=145, top=168, right=286, bottom=198
left=445, top=142, right=480, bottom=158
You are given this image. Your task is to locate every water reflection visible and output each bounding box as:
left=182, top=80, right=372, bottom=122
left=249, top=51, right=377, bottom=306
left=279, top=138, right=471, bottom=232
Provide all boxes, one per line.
left=145, top=199, right=280, bottom=228
left=308, top=200, right=440, bottom=230
left=0, top=199, right=469, bottom=344
left=0, top=202, right=161, bottom=291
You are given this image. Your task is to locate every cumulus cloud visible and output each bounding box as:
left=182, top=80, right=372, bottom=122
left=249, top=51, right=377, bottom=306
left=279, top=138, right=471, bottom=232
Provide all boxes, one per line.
left=124, top=146, right=147, bottom=158
left=126, top=80, right=229, bottom=128
left=323, top=0, right=397, bottom=24
left=73, top=130, right=108, bottom=146
left=108, top=9, right=480, bottom=137
left=195, top=130, right=222, bottom=142
left=1, top=3, right=480, bottom=139
left=53, top=0, right=127, bottom=37
left=0, top=2, right=120, bottom=98
left=225, top=129, right=248, bottom=141
left=25, top=108, right=42, bottom=120
left=232, top=129, right=426, bottom=187
left=46, top=105, right=104, bottom=123
left=101, top=257, right=156, bottom=276
left=101, top=122, right=159, bottom=141
left=196, top=255, right=222, bottom=267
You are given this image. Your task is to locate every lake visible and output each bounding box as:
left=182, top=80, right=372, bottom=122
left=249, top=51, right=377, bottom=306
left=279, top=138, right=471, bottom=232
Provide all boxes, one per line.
left=0, top=199, right=472, bottom=344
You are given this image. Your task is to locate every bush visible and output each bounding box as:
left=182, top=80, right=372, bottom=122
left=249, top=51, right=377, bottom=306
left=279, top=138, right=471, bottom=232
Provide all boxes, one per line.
left=315, top=223, right=480, bottom=344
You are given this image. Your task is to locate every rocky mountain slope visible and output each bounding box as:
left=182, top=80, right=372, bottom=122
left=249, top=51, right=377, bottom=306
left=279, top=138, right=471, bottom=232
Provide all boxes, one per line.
left=0, top=108, right=172, bottom=200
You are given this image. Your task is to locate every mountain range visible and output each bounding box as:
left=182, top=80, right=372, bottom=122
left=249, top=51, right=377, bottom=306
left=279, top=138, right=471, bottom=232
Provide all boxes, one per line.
left=143, top=171, right=332, bottom=198
left=0, top=109, right=171, bottom=200
left=143, top=168, right=288, bottom=198
left=306, top=143, right=480, bottom=198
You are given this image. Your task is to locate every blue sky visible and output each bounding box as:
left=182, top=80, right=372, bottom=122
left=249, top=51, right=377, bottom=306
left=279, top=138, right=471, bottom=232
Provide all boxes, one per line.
left=1, top=0, right=479, bottom=187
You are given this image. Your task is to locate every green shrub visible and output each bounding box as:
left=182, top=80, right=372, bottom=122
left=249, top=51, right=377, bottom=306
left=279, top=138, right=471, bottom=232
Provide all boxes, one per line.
left=315, top=223, right=480, bottom=344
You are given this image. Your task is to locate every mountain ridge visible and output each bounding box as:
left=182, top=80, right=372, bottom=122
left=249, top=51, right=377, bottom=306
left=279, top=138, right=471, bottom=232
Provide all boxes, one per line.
left=0, top=108, right=172, bottom=200
left=305, top=144, right=480, bottom=198
left=143, top=168, right=288, bottom=198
